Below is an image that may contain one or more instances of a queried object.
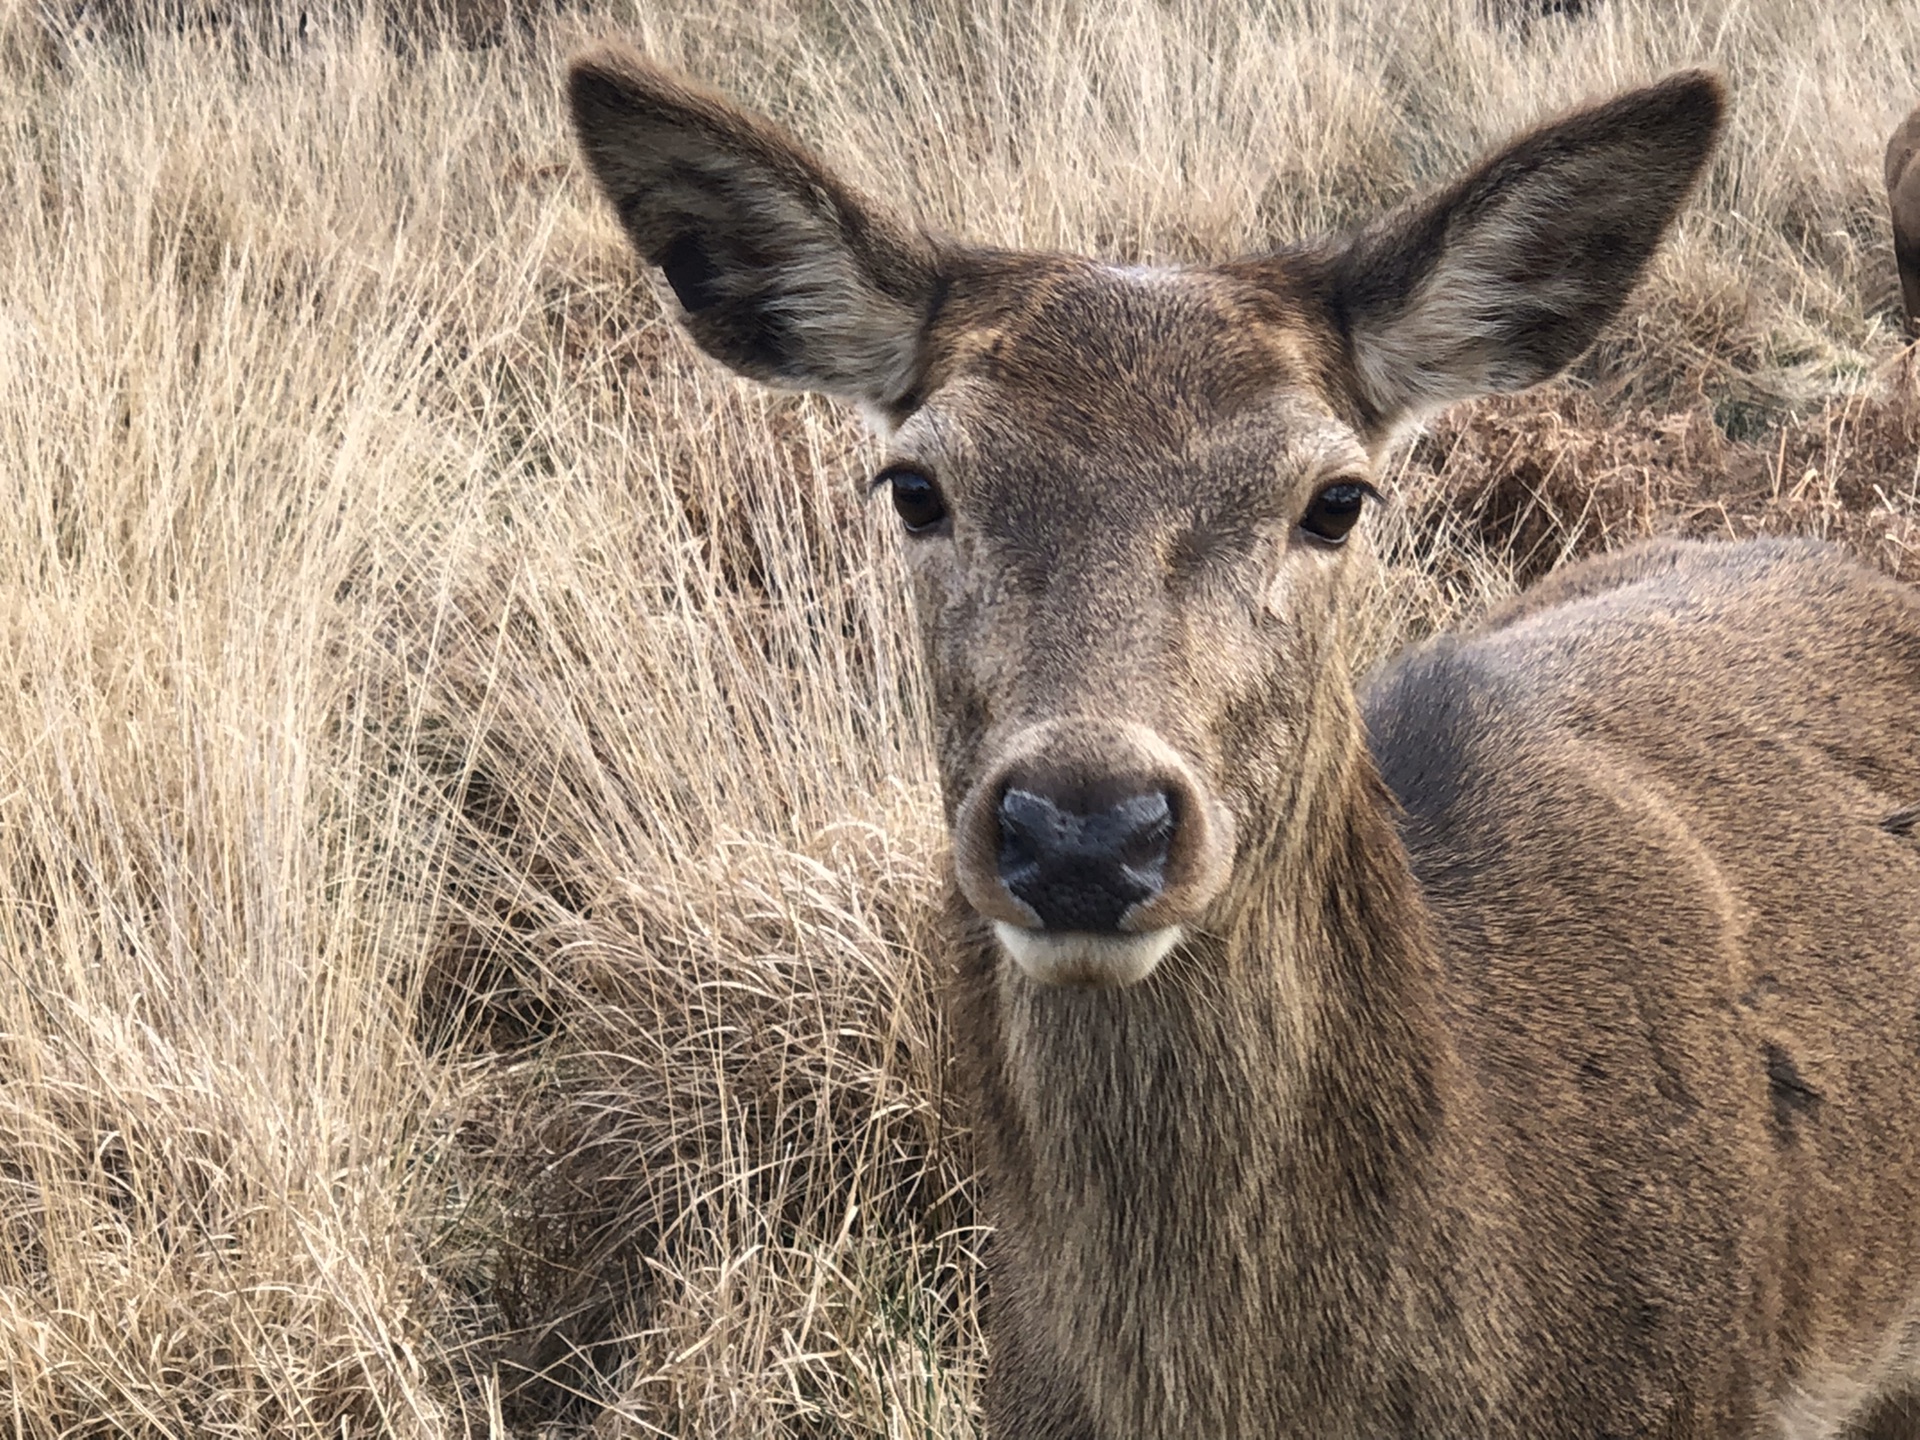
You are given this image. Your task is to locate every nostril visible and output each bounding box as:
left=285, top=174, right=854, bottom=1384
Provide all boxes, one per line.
left=995, top=786, right=1178, bottom=933
left=995, top=789, right=1060, bottom=899
left=1106, top=791, right=1174, bottom=877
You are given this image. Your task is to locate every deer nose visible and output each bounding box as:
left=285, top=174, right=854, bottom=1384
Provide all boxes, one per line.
left=996, top=786, right=1176, bottom=933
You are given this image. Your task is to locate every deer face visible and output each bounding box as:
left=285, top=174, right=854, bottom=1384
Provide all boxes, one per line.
left=875, top=260, right=1381, bottom=983
left=568, top=52, right=1723, bottom=986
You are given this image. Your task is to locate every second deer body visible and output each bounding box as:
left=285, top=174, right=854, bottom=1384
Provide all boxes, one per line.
left=570, top=55, right=1920, bottom=1438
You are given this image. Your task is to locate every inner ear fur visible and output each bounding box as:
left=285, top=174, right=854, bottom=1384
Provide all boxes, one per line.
left=567, top=45, right=944, bottom=405
left=1323, top=70, right=1726, bottom=436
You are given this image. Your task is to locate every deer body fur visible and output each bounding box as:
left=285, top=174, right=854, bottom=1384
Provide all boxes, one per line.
left=566, top=50, right=1920, bottom=1438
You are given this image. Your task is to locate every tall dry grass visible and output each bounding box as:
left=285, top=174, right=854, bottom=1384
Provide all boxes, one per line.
left=0, top=0, right=1915, bottom=1433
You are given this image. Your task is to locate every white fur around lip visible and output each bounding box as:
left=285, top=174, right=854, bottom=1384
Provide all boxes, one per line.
left=992, top=922, right=1183, bottom=987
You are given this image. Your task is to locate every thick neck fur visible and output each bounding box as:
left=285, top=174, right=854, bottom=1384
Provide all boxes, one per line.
left=948, top=688, right=1488, bottom=1437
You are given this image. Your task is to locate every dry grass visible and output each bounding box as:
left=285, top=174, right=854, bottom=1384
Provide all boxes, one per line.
left=0, top=0, right=1916, bottom=1433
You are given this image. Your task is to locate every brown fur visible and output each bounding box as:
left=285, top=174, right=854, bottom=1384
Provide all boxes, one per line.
left=1888, top=104, right=1920, bottom=335
left=567, top=51, right=1920, bottom=1438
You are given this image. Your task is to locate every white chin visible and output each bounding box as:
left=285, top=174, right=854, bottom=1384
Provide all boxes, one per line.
left=992, top=922, right=1183, bottom=987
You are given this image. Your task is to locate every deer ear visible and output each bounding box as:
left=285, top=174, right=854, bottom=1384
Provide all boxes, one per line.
left=567, top=46, right=943, bottom=407
left=1325, top=70, right=1726, bottom=436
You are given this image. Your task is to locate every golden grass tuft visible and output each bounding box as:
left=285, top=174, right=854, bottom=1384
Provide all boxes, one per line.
left=0, top=0, right=1916, bottom=1433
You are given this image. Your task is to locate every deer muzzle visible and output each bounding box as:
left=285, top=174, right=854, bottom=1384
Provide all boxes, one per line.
left=952, top=719, right=1234, bottom=986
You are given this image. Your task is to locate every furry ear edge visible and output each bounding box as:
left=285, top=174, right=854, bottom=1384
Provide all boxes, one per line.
left=1325, top=70, right=1726, bottom=436
left=567, top=46, right=945, bottom=407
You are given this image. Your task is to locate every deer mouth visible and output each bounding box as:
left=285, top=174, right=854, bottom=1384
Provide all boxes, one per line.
left=989, top=922, right=1185, bottom=987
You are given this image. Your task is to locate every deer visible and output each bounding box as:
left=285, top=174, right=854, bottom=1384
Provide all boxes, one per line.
left=567, top=49, right=1920, bottom=1439
left=1887, top=103, right=1920, bottom=334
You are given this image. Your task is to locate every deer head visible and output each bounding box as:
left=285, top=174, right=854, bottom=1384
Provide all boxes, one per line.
left=569, top=52, right=1723, bottom=988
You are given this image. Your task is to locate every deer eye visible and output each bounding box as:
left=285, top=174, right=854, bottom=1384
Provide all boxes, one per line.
left=882, top=467, right=948, bottom=534
left=1299, top=480, right=1374, bottom=545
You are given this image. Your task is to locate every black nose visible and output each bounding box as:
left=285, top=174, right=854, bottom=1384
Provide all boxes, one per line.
left=996, top=786, right=1175, bottom=932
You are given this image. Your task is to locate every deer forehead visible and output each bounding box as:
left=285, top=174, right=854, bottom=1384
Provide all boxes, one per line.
left=890, top=265, right=1369, bottom=525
